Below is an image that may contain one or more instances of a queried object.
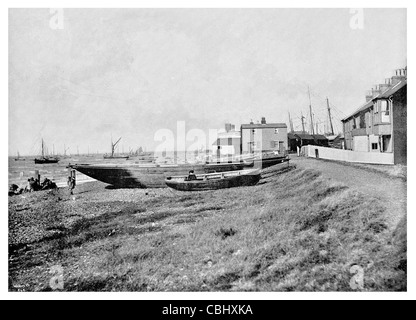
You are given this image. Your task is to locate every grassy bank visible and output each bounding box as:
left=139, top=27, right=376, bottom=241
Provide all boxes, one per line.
left=8, top=164, right=406, bottom=291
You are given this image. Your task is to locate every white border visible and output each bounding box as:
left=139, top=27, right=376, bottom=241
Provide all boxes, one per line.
left=2, top=1, right=414, bottom=300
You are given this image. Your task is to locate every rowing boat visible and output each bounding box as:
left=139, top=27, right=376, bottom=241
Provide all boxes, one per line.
left=165, top=169, right=261, bottom=191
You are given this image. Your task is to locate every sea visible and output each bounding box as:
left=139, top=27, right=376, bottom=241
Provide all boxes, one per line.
left=8, top=155, right=112, bottom=188
left=8, top=151, right=210, bottom=189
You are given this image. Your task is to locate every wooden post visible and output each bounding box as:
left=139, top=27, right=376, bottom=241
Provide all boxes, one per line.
left=35, top=170, right=40, bottom=182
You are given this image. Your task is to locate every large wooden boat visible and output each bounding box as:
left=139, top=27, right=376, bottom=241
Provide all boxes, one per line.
left=165, top=169, right=261, bottom=191
left=68, top=162, right=248, bottom=188
left=69, top=153, right=288, bottom=188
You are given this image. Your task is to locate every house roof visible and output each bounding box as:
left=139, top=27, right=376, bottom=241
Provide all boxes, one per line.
left=326, top=134, right=344, bottom=140
left=375, top=80, right=406, bottom=99
left=342, top=79, right=407, bottom=122
left=342, top=99, right=374, bottom=122
left=294, top=133, right=315, bottom=140
left=241, top=123, right=287, bottom=129
left=312, top=134, right=328, bottom=140
left=287, top=133, right=297, bottom=139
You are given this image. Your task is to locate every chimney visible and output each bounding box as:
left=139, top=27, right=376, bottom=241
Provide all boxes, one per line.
left=365, top=90, right=373, bottom=102
left=372, top=86, right=381, bottom=98
left=261, top=117, right=266, bottom=125
left=391, top=67, right=407, bottom=85
left=379, top=83, right=390, bottom=93
left=225, top=123, right=232, bottom=132
left=250, top=119, right=254, bottom=125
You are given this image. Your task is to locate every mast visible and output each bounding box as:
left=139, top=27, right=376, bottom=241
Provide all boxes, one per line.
left=41, top=139, right=44, bottom=157
left=326, top=97, right=335, bottom=135
left=288, top=112, right=294, bottom=132
left=112, top=137, right=122, bottom=156
left=308, top=86, right=315, bottom=135
left=301, top=112, right=306, bottom=134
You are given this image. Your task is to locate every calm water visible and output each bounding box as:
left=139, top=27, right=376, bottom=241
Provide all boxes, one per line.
left=8, top=155, right=113, bottom=188
left=8, top=151, right=207, bottom=188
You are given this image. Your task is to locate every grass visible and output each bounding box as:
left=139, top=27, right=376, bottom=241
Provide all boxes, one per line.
left=8, top=164, right=406, bottom=292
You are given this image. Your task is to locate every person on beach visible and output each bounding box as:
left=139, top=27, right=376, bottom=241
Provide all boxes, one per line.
left=187, top=170, right=197, bottom=181
left=68, top=176, right=76, bottom=195
left=28, top=177, right=38, bottom=192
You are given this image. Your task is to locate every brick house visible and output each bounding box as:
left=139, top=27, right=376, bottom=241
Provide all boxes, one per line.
left=240, top=117, right=288, bottom=154
left=341, top=68, right=407, bottom=165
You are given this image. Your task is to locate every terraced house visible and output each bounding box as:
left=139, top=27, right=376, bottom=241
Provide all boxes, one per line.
left=342, top=67, right=407, bottom=164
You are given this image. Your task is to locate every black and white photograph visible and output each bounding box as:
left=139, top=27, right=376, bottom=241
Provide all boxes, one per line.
left=4, top=2, right=412, bottom=300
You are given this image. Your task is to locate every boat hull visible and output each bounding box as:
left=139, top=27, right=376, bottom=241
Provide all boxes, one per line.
left=70, top=155, right=288, bottom=188
left=70, top=162, right=247, bottom=188
left=103, top=155, right=129, bottom=160
left=34, top=158, right=59, bottom=164
left=165, top=170, right=261, bottom=191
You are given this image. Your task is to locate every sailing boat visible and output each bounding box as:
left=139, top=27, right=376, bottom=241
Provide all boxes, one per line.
left=103, top=137, right=129, bottom=160
left=14, top=151, right=26, bottom=161
left=34, top=139, right=59, bottom=164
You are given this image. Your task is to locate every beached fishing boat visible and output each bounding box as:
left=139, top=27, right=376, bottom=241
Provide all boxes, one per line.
left=34, top=139, right=59, bottom=164
left=69, top=153, right=288, bottom=188
left=69, top=161, right=248, bottom=188
left=165, top=169, right=261, bottom=191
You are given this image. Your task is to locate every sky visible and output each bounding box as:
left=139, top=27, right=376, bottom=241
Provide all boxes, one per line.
left=8, top=8, right=406, bottom=156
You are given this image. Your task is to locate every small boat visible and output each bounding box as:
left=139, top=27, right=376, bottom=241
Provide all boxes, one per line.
left=34, top=139, right=59, bottom=164
left=165, top=169, right=261, bottom=191
left=103, top=154, right=130, bottom=160
left=14, top=151, right=26, bottom=161
left=103, top=137, right=129, bottom=160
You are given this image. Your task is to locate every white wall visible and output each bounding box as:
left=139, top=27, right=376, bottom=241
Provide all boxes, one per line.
left=353, top=136, right=369, bottom=152
left=303, top=145, right=394, bottom=165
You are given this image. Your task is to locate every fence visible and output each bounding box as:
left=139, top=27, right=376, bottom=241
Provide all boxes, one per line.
left=302, top=145, right=394, bottom=165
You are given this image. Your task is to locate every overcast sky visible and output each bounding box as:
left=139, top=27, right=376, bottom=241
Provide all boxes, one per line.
left=9, top=8, right=406, bottom=155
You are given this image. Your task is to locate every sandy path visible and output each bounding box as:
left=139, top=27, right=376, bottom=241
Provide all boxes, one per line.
left=290, top=156, right=407, bottom=230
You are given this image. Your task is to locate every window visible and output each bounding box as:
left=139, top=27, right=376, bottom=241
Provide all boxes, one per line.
left=359, top=113, right=366, bottom=128
left=270, top=141, right=279, bottom=149
left=228, top=138, right=232, bottom=146
left=371, top=143, right=378, bottom=150
left=380, top=100, right=390, bottom=123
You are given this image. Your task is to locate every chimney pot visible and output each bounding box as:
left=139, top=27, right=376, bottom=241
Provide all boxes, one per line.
left=261, top=117, right=266, bottom=124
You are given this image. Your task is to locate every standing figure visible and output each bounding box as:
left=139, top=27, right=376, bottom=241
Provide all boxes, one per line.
left=187, top=170, right=197, bottom=181
left=68, top=176, right=76, bottom=195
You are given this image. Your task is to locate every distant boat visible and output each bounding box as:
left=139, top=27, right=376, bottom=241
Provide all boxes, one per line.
left=14, top=151, right=26, bottom=161
left=34, top=139, right=59, bottom=164
left=103, top=137, right=129, bottom=160
left=165, top=169, right=261, bottom=191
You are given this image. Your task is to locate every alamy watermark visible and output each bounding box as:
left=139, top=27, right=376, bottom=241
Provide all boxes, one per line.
left=350, top=9, right=364, bottom=30
left=49, top=265, right=64, bottom=290
left=49, top=8, right=64, bottom=30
